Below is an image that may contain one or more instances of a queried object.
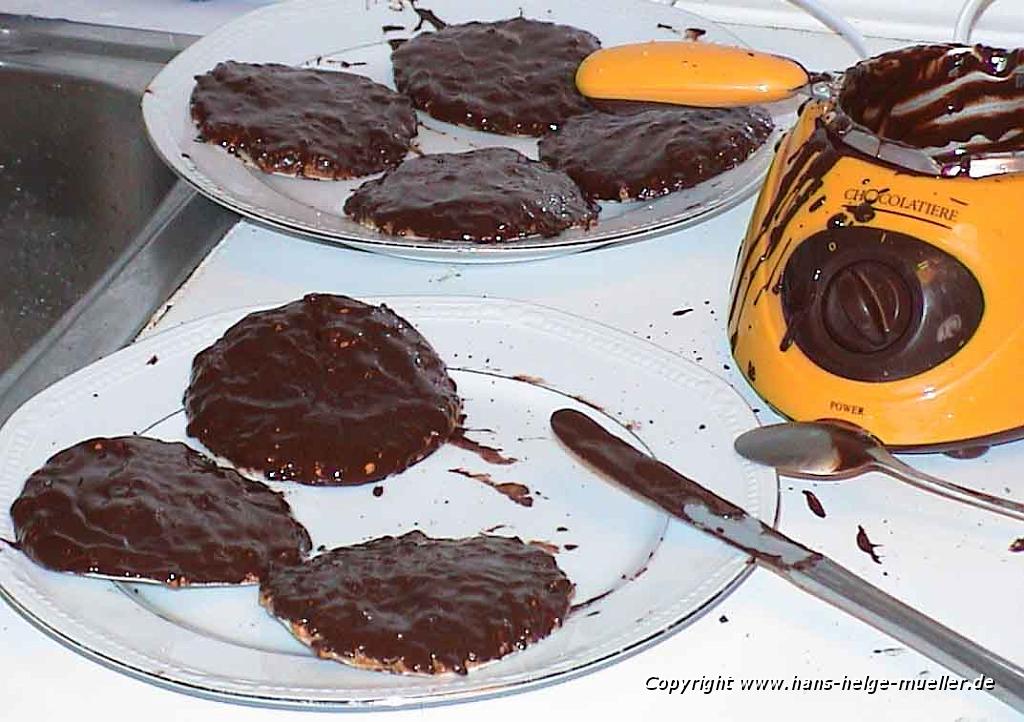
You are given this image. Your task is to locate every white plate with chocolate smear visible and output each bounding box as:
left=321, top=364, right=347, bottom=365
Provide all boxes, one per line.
left=0, top=296, right=776, bottom=708
left=142, top=0, right=784, bottom=263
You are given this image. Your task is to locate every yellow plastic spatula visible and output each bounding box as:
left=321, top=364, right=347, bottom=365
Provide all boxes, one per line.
left=575, top=41, right=811, bottom=107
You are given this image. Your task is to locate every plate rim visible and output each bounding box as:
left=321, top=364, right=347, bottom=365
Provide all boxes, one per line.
left=0, top=295, right=779, bottom=709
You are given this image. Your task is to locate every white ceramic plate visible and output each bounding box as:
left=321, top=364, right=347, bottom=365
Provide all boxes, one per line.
left=0, top=297, right=777, bottom=708
left=142, top=0, right=783, bottom=263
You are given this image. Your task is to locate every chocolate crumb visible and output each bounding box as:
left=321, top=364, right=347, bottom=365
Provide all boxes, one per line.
left=146, top=355, right=158, bottom=366
left=856, top=525, right=883, bottom=564
left=802, top=490, right=827, bottom=518
left=672, top=308, right=694, bottom=317
left=372, top=486, right=384, bottom=498
left=1009, top=538, right=1024, bottom=553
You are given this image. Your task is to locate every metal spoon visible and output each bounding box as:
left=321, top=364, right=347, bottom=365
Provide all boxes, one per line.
left=734, top=421, right=1024, bottom=523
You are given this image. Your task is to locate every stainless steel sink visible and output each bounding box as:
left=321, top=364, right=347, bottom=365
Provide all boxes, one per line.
left=0, top=14, right=237, bottom=421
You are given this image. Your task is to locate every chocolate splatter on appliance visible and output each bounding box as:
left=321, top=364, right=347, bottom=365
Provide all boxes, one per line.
left=728, top=44, right=1024, bottom=452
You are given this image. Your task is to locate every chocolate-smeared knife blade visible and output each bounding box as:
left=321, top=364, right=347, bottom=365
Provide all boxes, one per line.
left=550, top=408, right=1024, bottom=713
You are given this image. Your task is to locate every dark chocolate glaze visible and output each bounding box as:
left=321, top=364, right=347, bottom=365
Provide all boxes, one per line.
left=185, top=294, right=462, bottom=486
left=538, top=106, right=773, bottom=201
left=449, top=430, right=518, bottom=465
left=391, top=18, right=601, bottom=136
left=190, top=61, right=417, bottom=179
left=344, top=148, right=599, bottom=242
left=839, top=44, right=1024, bottom=156
left=260, top=531, right=573, bottom=674
left=448, top=467, right=533, bottom=507
left=10, top=437, right=311, bottom=585
left=856, top=525, right=883, bottom=564
left=802, top=490, right=827, bottom=518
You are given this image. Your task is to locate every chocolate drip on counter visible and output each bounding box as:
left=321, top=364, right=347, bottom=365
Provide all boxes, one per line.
left=448, top=468, right=533, bottom=507
left=344, top=148, right=598, bottom=242
left=260, top=531, right=573, bottom=674
left=185, top=294, right=462, bottom=486
left=802, top=490, right=827, bottom=518
left=190, top=62, right=417, bottom=179
left=391, top=18, right=600, bottom=136
left=10, top=437, right=311, bottom=585
left=538, top=106, right=773, bottom=201
left=856, top=525, right=883, bottom=564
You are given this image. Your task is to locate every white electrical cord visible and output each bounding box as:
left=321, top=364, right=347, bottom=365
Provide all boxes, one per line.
left=954, top=0, right=996, bottom=42
left=785, top=0, right=870, bottom=58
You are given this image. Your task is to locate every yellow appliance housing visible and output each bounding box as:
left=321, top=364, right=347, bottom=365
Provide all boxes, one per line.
left=728, top=100, right=1024, bottom=451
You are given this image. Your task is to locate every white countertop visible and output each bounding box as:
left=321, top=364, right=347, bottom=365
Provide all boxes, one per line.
left=1, top=2, right=1022, bottom=721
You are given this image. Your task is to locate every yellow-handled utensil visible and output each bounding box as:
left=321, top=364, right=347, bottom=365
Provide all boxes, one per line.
left=575, top=41, right=811, bottom=107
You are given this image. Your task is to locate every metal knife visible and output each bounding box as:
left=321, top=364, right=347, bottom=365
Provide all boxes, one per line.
left=550, top=408, right=1024, bottom=712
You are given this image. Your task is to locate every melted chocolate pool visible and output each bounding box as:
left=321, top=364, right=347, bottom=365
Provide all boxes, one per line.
left=839, top=44, right=1024, bottom=160
left=260, top=531, right=573, bottom=674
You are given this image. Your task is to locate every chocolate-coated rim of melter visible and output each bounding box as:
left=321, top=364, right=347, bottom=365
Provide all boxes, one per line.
left=828, top=43, right=1024, bottom=176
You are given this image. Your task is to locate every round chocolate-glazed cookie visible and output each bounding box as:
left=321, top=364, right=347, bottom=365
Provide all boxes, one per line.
left=343, top=147, right=599, bottom=242
left=9, top=436, right=311, bottom=586
left=391, top=17, right=601, bottom=136
left=190, top=61, right=417, bottom=179
left=538, top=105, right=775, bottom=201
left=259, top=531, right=574, bottom=674
left=184, top=294, right=461, bottom=485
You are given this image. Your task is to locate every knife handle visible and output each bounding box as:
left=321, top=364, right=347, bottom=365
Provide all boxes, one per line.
left=784, top=557, right=1024, bottom=712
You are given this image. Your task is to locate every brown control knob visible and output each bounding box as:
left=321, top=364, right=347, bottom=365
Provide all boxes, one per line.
left=822, top=261, right=912, bottom=353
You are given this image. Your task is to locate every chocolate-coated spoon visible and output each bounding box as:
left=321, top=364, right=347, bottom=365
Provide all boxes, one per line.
left=734, top=421, right=1024, bottom=523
